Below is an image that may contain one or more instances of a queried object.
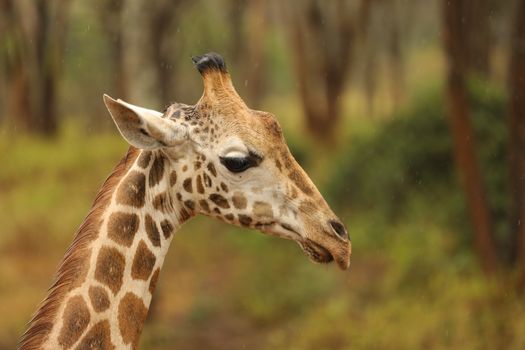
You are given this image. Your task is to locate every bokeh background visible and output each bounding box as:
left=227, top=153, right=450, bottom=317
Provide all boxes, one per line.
left=1, top=0, right=524, bottom=348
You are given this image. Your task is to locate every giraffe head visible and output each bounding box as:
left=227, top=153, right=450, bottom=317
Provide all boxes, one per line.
left=104, top=53, right=351, bottom=269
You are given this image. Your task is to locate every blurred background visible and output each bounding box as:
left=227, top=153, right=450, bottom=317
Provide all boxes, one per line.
left=0, top=0, right=524, bottom=348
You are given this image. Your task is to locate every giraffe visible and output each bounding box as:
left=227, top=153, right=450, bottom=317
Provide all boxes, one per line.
left=19, top=52, right=351, bottom=349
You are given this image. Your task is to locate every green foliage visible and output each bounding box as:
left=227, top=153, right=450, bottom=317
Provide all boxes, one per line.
left=326, top=81, right=508, bottom=251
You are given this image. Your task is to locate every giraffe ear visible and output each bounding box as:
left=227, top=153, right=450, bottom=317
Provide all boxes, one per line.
left=103, top=94, right=187, bottom=150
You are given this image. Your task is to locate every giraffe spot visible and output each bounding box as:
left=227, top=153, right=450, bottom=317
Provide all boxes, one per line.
left=176, top=192, right=182, bottom=201
left=107, top=212, right=139, bottom=247
left=88, top=286, right=110, bottom=313
left=149, top=155, right=165, bottom=188
left=207, top=162, right=217, bottom=177
left=75, top=320, right=115, bottom=350
left=203, top=173, right=213, bottom=188
left=153, top=193, right=173, bottom=213
left=170, top=171, right=177, bottom=186
left=58, top=295, right=90, bottom=349
left=232, top=192, right=247, bottom=209
left=69, top=248, right=91, bottom=290
left=160, top=219, right=174, bottom=239
left=194, top=161, right=202, bottom=170
left=225, top=213, right=234, bottom=221
left=253, top=201, right=274, bottom=218
left=145, top=214, right=161, bottom=247
left=196, top=174, right=204, bottom=194
left=290, top=185, right=299, bottom=199
left=199, top=199, right=210, bottom=213
left=179, top=208, right=191, bottom=221
left=95, top=246, right=125, bottom=294
left=184, top=200, right=196, bottom=210
left=137, top=151, right=152, bottom=169
left=209, top=193, right=230, bottom=209
left=183, top=178, right=193, bottom=193
left=220, top=182, right=229, bottom=192
left=299, top=200, right=317, bottom=216
left=238, top=214, right=253, bottom=227
left=116, top=171, right=146, bottom=208
left=182, top=165, right=188, bottom=172
left=288, top=169, right=314, bottom=196
left=132, top=240, right=157, bottom=281
left=275, top=158, right=282, bottom=172
left=149, top=268, right=160, bottom=294
left=118, top=292, right=148, bottom=348
left=213, top=208, right=221, bottom=215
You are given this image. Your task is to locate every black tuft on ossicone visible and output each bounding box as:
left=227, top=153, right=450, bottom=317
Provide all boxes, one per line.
left=191, top=52, right=227, bottom=75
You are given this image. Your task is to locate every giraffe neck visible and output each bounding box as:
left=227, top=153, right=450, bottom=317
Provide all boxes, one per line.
left=21, top=148, right=193, bottom=350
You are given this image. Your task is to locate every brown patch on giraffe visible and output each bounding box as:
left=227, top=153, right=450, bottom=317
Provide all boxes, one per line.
left=220, top=182, right=229, bottom=192
left=116, top=171, right=146, bottom=208
left=179, top=208, right=191, bottom=221
left=145, top=214, right=161, bottom=247
left=238, top=214, right=253, bottom=226
left=153, top=193, right=173, bottom=213
left=88, top=286, right=110, bottom=313
left=203, top=172, right=213, bottom=188
left=149, top=155, right=165, bottom=188
left=299, top=200, right=317, bottom=216
left=19, top=147, right=140, bottom=350
left=170, top=170, right=177, bottom=186
left=184, top=200, right=196, bottom=210
left=176, top=192, right=182, bottom=201
left=253, top=201, right=274, bottom=218
left=69, top=248, right=91, bottom=290
left=290, top=185, right=299, bottom=199
left=275, top=158, right=282, bottom=172
left=183, top=178, right=193, bottom=193
left=194, top=161, right=202, bottom=170
left=131, top=240, right=157, bottom=281
left=207, top=162, right=217, bottom=177
left=149, top=268, right=160, bottom=294
left=196, top=174, right=204, bottom=194
left=209, top=193, right=230, bottom=209
left=288, top=169, right=314, bottom=196
left=118, top=292, right=148, bottom=348
left=182, top=165, right=188, bottom=172
left=213, top=208, right=221, bottom=215
left=225, top=213, right=234, bottom=221
left=137, top=151, right=152, bottom=169
left=199, top=199, right=210, bottom=213
left=95, top=246, right=125, bottom=294
left=58, top=295, right=90, bottom=349
left=107, top=212, right=139, bottom=247
left=160, top=219, right=174, bottom=239
left=232, top=192, right=247, bottom=209
left=76, top=320, right=115, bottom=350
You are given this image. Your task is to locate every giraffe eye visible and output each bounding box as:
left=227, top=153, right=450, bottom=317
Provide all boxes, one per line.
left=220, top=151, right=262, bottom=173
left=220, top=157, right=254, bottom=173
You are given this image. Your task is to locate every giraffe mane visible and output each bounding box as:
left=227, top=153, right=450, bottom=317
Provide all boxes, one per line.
left=18, top=147, right=140, bottom=350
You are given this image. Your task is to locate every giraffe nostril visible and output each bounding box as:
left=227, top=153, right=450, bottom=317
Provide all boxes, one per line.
left=329, top=220, right=349, bottom=240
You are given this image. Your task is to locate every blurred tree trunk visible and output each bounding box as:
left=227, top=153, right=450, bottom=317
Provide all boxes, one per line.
left=385, top=0, right=405, bottom=109
left=359, top=0, right=377, bottom=117
left=508, top=0, right=525, bottom=286
left=442, top=0, right=498, bottom=276
left=98, top=0, right=129, bottom=100
left=284, top=0, right=356, bottom=142
left=462, top=0, right=491, bottom=77
left=1, top=0, right=71, bottom=136
left=226, top=0, right=266, bottom=108
left=144, top=0, right=186, bottom=104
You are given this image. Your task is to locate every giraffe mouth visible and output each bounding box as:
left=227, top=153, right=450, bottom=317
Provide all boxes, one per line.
left=298, top=239, right=334, bottom=265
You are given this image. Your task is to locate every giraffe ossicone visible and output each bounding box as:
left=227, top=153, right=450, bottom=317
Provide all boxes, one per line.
left=19, top=52, right=351, bottom=350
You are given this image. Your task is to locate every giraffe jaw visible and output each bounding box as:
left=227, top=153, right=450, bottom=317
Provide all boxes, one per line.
left=298, top=239, right=351, bottom=270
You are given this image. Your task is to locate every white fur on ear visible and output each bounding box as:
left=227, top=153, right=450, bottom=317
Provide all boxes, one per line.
left=103, top=94, right=187, bottom=150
